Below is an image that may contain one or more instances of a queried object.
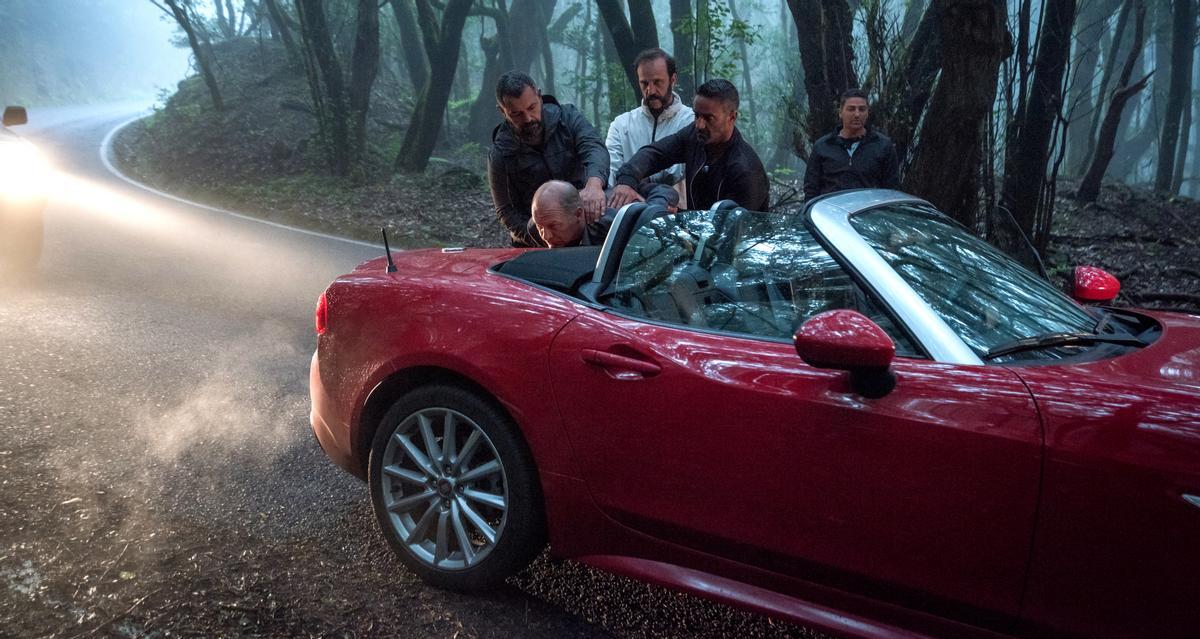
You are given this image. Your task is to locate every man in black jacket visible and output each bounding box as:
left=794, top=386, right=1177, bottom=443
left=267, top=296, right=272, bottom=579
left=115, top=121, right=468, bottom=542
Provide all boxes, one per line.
left=803, top=89, right=900, bottom=200
left=608, top=79, right=769, bottom=212
left=488, top=71, right=609, bottom=247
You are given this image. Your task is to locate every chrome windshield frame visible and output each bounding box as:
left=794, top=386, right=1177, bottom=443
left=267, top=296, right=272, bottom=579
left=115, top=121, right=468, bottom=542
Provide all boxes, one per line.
left=807, top=190, right=985, bottom=365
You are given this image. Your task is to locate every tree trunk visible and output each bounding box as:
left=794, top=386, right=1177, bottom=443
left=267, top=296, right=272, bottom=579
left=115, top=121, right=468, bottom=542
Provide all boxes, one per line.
left=670, top=0, right=695, bottom=99
left=396, top=0, right=474, bottom=172
left=1077, top=0, right=1149, bottom=203
left=602, top=12, right=627, bottom=118
left=1172, top=47, right=1199, bottom=194
left=1153, top=0, right=1195, bottom=190
left=696, top=0, right=711, bottom=82
left=215, top=0, right=233, bottom=39
left=904, top=0, right=1010, bottom=228
left=877, top=1, right=942, bottom=163
left=786, top=0, right=859, bottom=146
left=466, top=7, right=514, bottom=145
left=296, top=0, right=350, bottom=175
left=348, top=0, right=380, bottom=176
left=999, top=0, right=1077, bottom=263
left=595, top=0, right=658, bottom=97
left=899, top=0, right=927, bottom=40
left=728, top=0, right=755, bottom=128
left=162, top=0, right=224, bottom=111
left=263, top=0, right=297, bottom=60
left=1065, top=0, right=1119, bottom=176
left=537, top=0, right=558, bottom=94
left=390, top=0, right=430, bottom=93
left=1082, top=0, right=1133, bottom=170
left=1006, top=0, right=1033, bottom=152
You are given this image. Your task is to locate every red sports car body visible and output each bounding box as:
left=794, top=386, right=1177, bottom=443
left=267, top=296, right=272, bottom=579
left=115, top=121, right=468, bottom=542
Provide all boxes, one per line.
left=310, top=191, right=1200, bottom=638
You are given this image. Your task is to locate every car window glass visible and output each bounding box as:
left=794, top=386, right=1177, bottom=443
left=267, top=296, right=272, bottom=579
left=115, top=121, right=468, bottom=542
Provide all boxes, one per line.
left=850, top=205, right=1096, bottom=359
left=607, top=210, right=921, bottom=357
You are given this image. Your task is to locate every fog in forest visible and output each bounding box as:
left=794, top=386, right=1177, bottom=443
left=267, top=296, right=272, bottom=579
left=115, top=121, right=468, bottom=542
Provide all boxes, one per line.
left=0, top=1, right=189, bottom=106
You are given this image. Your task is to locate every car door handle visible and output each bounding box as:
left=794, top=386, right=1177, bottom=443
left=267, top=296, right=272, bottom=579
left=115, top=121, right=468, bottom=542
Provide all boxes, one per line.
left=581, top=349, right=662, bottom=379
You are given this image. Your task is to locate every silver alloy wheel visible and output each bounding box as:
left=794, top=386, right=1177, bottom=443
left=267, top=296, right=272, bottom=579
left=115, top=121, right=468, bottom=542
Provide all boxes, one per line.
left=379, top=407, right=509, bottom=570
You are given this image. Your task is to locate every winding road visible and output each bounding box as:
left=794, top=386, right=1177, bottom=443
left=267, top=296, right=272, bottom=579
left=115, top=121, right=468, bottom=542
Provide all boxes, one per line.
left=0, top=105, right=810, bottom=638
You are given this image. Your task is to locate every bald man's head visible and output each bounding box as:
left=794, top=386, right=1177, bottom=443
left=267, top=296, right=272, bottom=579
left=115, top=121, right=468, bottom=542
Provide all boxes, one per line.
left=531, top=180, right=586, bottom=247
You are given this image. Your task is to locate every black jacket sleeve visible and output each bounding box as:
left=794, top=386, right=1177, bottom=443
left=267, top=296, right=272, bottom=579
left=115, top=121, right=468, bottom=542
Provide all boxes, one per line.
left=729, top=165, right=771, bottom=212
left=803, top=142, right=824, bottom=200
left=487, top=152, right=542, bottom=247
left=879, top=139, right=901, bottom=190
left=614, top=126, right=691, bottom=189
left=561, top=104, right=609, bottom=186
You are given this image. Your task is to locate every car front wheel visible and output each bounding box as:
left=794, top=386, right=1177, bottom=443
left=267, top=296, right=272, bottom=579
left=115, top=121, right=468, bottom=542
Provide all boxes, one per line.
left=368, top=384, right=545, bottom=591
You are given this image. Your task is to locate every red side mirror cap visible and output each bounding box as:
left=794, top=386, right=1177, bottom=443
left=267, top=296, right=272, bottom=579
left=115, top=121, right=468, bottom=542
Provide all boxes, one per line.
left=1072, top=266, right=1120, bottom=304
left=794, top=310, right=895, bottom=370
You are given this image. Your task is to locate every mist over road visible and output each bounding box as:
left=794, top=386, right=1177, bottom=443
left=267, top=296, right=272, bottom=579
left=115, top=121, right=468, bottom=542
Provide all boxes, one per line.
left=0, top=105, right=807, bottom=637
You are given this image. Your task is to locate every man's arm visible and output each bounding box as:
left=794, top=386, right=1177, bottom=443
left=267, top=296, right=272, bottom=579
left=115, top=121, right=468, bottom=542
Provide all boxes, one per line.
left=562, top=104, right=609, bottom=186
left=879, top=140, right=901, bottom=190
left=803, top=144, right=823, bottom=200
left=561, top=104, right=608, bottom=221
left=614, top=126, right=690, bottom=188
left=725, top=161, right=771, bottom=212
left=605, top=115, right=625, bottom=186
left=610, top=127, right=691, bottom=208
left=487, top=153, right=541, bottom=247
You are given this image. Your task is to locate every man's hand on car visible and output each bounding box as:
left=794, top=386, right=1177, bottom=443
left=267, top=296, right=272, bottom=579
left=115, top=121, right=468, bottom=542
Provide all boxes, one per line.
left=607, top=184, right=645, bottom=211
left=580, top=178, right=606, bottom=224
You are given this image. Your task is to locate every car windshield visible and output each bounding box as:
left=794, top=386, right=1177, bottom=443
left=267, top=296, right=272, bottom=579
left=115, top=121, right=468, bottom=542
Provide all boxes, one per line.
left=604, top=208, right=920, bottom=355
left=849, top=205, right=1097, bottom=357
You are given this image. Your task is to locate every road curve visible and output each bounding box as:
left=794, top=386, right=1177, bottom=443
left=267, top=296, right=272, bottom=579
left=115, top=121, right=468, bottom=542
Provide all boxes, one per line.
left=0, top=104, right=811, bottom=638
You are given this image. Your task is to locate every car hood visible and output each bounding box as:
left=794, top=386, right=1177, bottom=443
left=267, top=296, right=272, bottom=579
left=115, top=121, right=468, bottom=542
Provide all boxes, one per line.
left=1011, top=310, right=1200, bottom=453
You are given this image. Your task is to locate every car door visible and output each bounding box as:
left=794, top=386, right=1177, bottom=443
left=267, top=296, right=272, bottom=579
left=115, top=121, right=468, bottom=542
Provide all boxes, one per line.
left=547, top=211, right=1043, bottom=621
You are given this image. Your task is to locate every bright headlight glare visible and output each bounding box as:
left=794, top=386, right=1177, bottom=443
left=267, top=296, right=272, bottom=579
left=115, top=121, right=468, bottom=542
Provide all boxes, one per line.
left=0, top=142, right=50, bottom=198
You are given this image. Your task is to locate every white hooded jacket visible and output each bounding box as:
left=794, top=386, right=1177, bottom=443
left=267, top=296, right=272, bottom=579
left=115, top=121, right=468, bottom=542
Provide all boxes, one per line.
left=605, top=93, right=694, bottom=186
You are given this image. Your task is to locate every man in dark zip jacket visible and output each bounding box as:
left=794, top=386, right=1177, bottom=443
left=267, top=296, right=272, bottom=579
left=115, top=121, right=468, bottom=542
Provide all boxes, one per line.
left=488, top=71, right=609, bottom=247
left=609, top=79, right=769, bottom=212
left=803, top=89, right=900, bottom=200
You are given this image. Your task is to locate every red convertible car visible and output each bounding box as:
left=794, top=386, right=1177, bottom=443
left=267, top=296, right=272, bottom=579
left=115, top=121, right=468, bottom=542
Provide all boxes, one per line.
left=309, top=190, right=1200, bottom=638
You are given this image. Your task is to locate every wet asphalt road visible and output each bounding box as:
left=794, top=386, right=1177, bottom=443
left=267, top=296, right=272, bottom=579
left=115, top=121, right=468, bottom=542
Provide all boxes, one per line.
left=0, top=105, right=816, bottom=638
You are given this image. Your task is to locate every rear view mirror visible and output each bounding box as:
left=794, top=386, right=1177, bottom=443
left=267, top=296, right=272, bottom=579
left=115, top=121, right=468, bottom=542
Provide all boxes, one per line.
left=3, top=106, right=27, bottom=127
left=1071, top=266, right=1120, bottom=304
left=794, top=310, right=896, bottom=398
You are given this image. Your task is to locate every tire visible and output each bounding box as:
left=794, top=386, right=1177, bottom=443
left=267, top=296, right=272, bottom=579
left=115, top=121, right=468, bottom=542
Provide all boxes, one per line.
left=368, top=384, right=545, bottom=591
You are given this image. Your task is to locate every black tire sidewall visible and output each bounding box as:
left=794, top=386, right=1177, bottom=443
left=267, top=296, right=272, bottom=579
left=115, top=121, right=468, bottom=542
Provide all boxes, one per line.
left=367, top=384, right=545, bottom=591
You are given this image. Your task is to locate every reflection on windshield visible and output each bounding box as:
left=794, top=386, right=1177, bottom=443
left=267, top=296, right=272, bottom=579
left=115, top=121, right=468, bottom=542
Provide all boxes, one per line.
left=607, top=209, right=920, bottom=355
left=851, top=206, right=1096, bottom=358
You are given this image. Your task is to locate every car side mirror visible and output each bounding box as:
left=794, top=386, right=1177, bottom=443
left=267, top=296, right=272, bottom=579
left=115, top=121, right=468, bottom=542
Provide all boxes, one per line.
left=794, top=310, right=897, bottom=398
left=3, top=106, right=27, bottom=127
left=1071, top=266, right=1120, bottom=304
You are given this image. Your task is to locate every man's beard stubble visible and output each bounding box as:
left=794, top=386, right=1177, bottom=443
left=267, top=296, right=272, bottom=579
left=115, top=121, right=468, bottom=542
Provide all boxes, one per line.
left=518, top=121, right=543, bottom=145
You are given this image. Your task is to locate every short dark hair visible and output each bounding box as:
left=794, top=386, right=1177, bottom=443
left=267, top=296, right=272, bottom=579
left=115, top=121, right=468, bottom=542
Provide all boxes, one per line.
left=838, top=88, right=869, bottom=108
left=633, top=47, right=676, bottom=78
left=496, top=71, right=537, bottom=103
left=695, top=79, right=739, bottom=111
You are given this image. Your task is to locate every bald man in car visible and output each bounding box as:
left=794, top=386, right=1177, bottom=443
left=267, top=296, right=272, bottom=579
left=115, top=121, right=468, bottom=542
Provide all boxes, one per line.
left=531, top=180, right=679, bottom=248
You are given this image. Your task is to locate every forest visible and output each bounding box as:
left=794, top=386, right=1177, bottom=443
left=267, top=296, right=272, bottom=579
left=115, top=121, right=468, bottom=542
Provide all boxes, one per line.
left=4, top=0, right=1197, bottom=264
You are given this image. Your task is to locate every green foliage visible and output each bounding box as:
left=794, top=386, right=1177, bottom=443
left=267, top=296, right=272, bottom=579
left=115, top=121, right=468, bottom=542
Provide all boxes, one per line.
left=674, top=0, right=761, bottom=83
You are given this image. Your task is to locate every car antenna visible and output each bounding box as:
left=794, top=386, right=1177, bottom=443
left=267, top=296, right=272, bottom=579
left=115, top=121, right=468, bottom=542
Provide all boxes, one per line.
left=381, top=227, right=397, bottom=273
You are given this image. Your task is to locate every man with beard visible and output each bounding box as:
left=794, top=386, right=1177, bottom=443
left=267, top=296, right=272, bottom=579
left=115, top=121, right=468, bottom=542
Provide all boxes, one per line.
left=605, top=48, right=694, bottom=196
left=609, top=79, right=768, bottom=212
left=487, top=71, right=608, bottom=247
left=803, top=89, right=900, bottom=199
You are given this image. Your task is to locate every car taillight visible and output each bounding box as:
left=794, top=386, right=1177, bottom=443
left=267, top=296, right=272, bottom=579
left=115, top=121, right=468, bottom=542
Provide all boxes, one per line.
left=315, top=291, right=328, bottom=336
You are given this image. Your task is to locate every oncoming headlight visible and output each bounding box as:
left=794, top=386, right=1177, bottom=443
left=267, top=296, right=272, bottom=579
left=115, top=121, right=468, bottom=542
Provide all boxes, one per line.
left=0, top=140, right=50, bottom=200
